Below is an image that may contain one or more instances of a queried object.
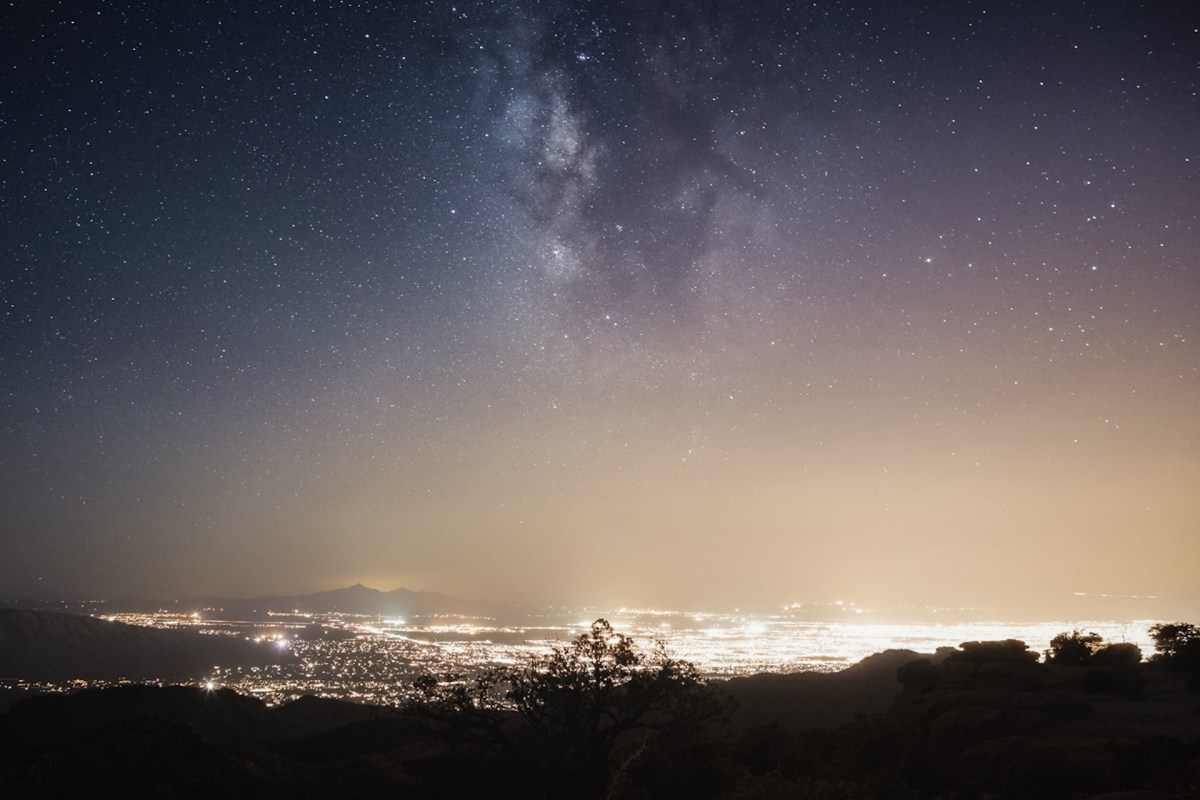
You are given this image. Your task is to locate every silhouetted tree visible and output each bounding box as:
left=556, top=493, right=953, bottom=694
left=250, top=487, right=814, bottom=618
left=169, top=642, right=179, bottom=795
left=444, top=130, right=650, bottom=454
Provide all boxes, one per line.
left=1148, top=623, right=1200, bottom=688
left=1082, top=642, right=1145, bottom=694
left=1048, top=630, right=1103, bottom=665
left=411, top=619, right=729, bottom=798
left=1148, top=623, right=1200, bottom=662
left=1090, top=642, right=1142, bottom=668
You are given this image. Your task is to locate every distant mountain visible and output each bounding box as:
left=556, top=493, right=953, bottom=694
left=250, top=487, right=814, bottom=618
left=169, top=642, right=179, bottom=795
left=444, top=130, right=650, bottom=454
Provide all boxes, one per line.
left=0, top=608, right=296, bottom=683
left=181, top=583, right=476, bottom=618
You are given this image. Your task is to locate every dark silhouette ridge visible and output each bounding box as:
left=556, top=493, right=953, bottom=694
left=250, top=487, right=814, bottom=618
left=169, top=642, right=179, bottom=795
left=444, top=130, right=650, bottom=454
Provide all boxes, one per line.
left=722, top=647, right=955, bottom=730
left=2, top=684, right=289, bottom=743
left=0, top=685, right=406, bottom=797
left=882, top=640, right=1200, bottom=798
left=271, top=693, right=386, bottom=738
left=2, top=633, right=1199, bottom=798
left=1149, top=622, right=1200, bottom=686
left=0, top=608, right=295, bottom=684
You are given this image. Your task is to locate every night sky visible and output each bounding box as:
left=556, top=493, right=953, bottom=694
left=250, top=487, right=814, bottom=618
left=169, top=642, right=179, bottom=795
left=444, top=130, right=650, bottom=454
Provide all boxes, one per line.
left=2, top=1, right=1197, bottom=618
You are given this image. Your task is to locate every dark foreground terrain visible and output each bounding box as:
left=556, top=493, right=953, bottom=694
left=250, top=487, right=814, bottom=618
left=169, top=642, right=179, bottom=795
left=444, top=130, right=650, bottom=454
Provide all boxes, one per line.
left=0, top=608, right=296, bottom=687
left=2, top=640, right=1198, bottom=799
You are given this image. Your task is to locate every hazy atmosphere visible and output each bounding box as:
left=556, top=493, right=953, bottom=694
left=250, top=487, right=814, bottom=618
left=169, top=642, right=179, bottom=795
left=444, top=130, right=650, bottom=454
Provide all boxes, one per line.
left=2, top=1, right=1197, bottom=618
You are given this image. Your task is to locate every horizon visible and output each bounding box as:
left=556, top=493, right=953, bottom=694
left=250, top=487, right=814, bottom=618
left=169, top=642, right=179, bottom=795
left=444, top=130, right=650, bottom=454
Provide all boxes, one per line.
left=2, top=2, right=1197, bottom=618
left=6, top=580, right=1197, bottom=626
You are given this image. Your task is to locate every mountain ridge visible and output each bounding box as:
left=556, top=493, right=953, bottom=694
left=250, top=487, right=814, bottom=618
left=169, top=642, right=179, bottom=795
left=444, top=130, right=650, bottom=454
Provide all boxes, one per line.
left=1, top=584, right=478, bottom=618
left=180, top=583, right=476, bottom=618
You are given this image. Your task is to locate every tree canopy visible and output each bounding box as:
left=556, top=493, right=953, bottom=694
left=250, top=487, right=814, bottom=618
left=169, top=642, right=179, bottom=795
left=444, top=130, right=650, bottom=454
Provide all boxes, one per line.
left=1148, top=623, right=1200, bottom=660
left=411, top=619, right=729, bottom=798
left=1048, top=630, right=1103, bottom=665
left=1148, top=623, right=1200, bottom=682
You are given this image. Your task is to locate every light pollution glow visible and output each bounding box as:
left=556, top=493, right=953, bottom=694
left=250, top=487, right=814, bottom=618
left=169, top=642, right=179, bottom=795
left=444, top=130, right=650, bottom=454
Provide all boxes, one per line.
left=0, top=1, right=1196, bottom=620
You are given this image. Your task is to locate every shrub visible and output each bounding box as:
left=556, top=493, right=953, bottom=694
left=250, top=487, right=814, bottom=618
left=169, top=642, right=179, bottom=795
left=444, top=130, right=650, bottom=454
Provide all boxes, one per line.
left=1090, top=642, right=1141, bottom=668
left=1048, top=630, right=1103, bottom=665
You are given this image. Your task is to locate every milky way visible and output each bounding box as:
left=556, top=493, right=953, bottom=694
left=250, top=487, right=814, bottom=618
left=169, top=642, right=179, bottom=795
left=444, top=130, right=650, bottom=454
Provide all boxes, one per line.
left=1, top=1, right=1197, bottom=617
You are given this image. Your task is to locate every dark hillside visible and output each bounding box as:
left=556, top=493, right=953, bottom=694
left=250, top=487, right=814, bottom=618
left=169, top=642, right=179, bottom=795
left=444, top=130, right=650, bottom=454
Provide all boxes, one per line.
left=0, top=608, right=294, bottom=683
left=2, top=641, right=1198, bottom=799
left=723, top=647, right=955, bottom=730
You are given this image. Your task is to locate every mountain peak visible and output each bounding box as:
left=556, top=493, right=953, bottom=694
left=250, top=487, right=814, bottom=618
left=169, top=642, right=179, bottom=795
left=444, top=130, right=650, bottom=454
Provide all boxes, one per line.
left=316, top=583, right=380, bottom=596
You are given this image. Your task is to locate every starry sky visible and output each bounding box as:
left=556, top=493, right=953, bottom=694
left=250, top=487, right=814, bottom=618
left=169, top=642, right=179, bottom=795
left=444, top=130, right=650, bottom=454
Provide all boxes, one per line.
left=2, top=1, right=1197, bottom=618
